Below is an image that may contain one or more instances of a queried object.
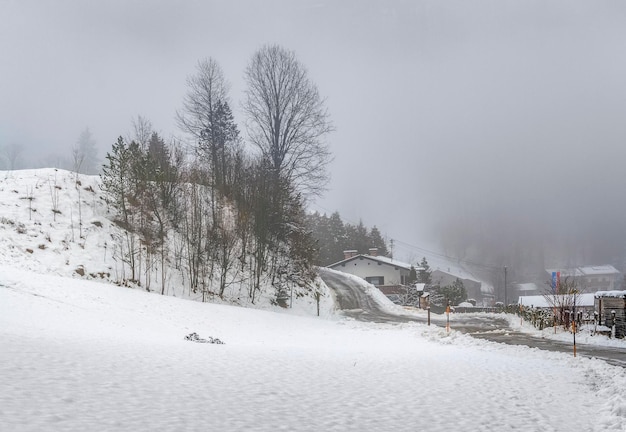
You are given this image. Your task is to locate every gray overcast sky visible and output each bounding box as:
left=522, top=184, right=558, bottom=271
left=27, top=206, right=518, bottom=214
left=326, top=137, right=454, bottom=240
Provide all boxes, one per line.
left=2, top=0, right=626, bottom=265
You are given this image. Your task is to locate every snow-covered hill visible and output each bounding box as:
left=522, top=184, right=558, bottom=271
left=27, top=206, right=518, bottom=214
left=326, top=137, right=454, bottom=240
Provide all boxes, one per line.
left=0, top=168, right=334, bottom=315
left=0, top=169, right=111, bottom=278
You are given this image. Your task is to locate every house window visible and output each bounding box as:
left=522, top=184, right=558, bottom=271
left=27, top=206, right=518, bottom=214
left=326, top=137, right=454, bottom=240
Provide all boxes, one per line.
left=366, top=276, right=384, bottom=286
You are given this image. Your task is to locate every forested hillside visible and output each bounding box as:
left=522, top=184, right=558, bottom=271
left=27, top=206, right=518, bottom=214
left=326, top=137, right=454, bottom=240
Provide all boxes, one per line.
left=0, top=168, right=334, bottom=313
left=306, top=211, right=389, bottom=265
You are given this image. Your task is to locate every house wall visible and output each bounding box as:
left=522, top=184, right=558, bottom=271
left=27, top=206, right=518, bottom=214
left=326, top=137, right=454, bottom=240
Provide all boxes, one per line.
left=331, top=257, right=409, bottom=286
left=595, top=296, right=626, bottom=338
left=581, top=274, right=618, bottom=291
left=545, top=268, right=622, bottom=293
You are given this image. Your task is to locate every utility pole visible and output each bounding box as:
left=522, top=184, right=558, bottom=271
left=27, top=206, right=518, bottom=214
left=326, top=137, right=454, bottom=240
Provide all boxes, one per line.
left=504, top=266, right=508, bottom=306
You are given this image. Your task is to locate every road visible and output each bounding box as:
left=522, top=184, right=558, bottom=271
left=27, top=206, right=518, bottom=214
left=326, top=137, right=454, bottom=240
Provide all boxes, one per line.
left=319, top=268, right=626, bottom=368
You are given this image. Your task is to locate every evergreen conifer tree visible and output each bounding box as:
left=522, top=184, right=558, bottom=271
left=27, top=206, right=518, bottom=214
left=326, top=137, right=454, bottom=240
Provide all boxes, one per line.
left=418, top=257, right=433, bottom=285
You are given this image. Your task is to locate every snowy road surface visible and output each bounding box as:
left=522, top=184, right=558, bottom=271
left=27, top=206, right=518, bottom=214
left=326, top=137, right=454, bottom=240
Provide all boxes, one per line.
left=319, top=267, right=626, bottom=368
left=2, top=266, right=626, bottom=431
left=319, top=267, right=506, bottom=329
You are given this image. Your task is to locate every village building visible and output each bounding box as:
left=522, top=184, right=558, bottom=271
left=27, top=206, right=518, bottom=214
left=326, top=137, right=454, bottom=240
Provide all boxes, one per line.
left=328, top=249, right=496, bottom=306
left=545, top=265, right=622, bottom=293
left=518, top=293, right=595, bottom=315
left=328, top=249, right=417, bottom=301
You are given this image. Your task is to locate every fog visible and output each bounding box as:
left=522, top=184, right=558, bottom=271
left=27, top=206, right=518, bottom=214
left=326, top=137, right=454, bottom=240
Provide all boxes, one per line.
left=2, top=0, right=625, bottom=281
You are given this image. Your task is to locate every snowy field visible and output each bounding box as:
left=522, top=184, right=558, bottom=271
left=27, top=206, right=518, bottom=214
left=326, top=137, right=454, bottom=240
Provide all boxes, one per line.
left=2, top=265, right=626, bottom=432
left=1, top=169, right=625, bottom=430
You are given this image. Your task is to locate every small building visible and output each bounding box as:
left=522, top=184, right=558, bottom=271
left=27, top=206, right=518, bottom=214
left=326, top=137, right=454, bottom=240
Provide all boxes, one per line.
left=519, top=293, right=595, bottom=327
left=595, top=291, right=626, bottom=338
left=518, top=293, right=595, bottom=313
left=545, top=265, right=622, bottom=293
left=328, top=249, right=417, bottom=301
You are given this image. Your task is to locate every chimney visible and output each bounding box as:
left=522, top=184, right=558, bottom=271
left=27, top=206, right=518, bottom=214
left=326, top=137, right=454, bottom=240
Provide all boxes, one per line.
left=368, top=248, right=378, bottom=257
left=343, top=250, right=358, bottom=260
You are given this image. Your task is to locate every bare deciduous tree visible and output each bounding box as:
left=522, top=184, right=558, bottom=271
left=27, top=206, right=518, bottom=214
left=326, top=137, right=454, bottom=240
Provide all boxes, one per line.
left=243, top=44, right=333, bottom=197
left=3, top=143, right=24, bottom=170
left=73, top=128, right=98, bottom=174
left=130, top=115, right=153, bottom=150
left=71, top=145, right=86, bottom=176
left=176, top=58, right=228, bottom=142
left=542, top=276, right=582, bottom=327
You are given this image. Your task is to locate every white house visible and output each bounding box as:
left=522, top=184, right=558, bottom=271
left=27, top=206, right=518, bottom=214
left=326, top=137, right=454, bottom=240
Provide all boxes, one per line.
left=328, top=249, right=414, bottom=289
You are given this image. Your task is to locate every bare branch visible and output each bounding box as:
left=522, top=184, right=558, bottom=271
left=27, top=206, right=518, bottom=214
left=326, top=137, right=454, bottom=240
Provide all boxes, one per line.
left=243, top=44, right=333, bottom=197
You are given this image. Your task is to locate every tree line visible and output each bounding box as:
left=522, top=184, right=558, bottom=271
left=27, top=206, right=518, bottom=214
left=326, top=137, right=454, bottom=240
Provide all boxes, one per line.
left=305, top=211, right=390, bottom=266
left=1, top=127, right=100, bottom=174
left=100, top=45, right=332, bottom=306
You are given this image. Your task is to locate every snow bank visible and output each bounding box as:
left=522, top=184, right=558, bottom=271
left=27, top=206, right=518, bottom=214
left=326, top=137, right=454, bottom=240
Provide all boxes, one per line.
left=505, top=312, right=626, bottom=349
left=595, top=290, right=626, bottom=298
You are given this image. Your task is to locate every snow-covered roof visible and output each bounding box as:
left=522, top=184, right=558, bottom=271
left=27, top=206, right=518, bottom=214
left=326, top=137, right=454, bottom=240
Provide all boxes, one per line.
left=579, top=265, right=620, bottom=276
left=518, top=294, right=595, bottom=308
left=546, top=265, right=620, bottom=277
left=412, top=254, right=493, bottom=294
left=369, top=255, right=413, bottom=270
left=431, top=263, right=482, bottom=284
left=546, top=268, right=583, bottom=278
left=328, top=254, right=415, bottom=271
left=595, top=290, right=626, bottom=299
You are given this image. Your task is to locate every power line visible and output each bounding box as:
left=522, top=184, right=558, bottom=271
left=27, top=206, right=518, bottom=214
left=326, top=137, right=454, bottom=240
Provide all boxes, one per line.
left=307, top=203, right=504, bottom=272
left=390, top=238, right=504, bottom=272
